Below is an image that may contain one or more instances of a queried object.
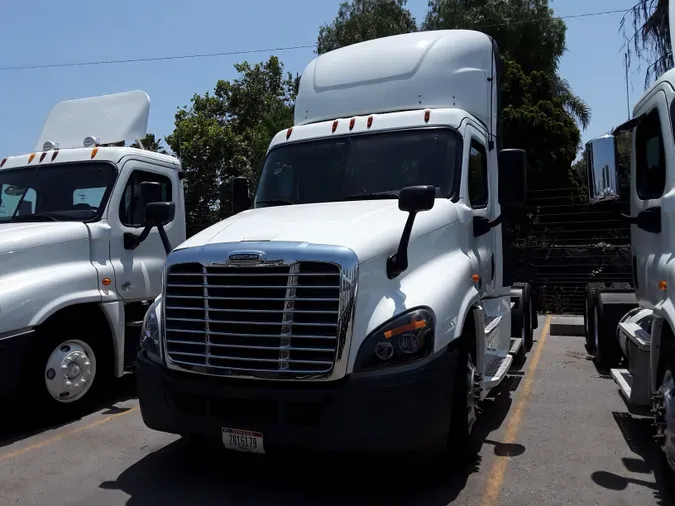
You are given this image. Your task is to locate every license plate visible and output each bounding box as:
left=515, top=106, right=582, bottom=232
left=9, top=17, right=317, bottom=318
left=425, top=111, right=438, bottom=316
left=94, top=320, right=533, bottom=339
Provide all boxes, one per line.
left=221, top=427, right=265, bottom=454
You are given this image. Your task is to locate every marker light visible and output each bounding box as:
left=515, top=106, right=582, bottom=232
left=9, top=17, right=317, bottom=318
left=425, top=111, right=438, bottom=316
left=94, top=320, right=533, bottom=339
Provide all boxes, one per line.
left=659, top=280, right=667, bottom=291
left=0, top=158, right=6, bottom=168
left=286, top=127, right=293, bottom=140
left=91, top=148, right=99, bottom=159
left=51, top=151, right=59, bottom=161
left=349, top=118, right=355, bottom=130
left=28, top=153, right=36, bottom=163
left=42, top=140, right=58, bottom=151
left=332, top=120, right=339, bottom=133
left=367, top=115, right=373, bottom=128
left=39, top=152, right=47, bottom=162
left=424, top=109, right=431, bottom=123
left=83, top=136, right=100, bottom=148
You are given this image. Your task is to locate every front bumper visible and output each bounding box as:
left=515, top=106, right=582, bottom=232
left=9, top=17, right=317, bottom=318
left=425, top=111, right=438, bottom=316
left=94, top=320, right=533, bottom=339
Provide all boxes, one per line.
left=136, top=347, right=458, bottom=454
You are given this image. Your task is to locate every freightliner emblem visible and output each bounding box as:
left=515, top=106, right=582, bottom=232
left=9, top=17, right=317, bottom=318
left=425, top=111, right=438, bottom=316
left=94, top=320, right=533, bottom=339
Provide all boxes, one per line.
left=227, top=252, right=263, bottom=263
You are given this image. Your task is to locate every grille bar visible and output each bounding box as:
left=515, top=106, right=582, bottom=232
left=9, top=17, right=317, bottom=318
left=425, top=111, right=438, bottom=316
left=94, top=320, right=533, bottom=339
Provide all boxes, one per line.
left=164, top=261, right=341, bottom=377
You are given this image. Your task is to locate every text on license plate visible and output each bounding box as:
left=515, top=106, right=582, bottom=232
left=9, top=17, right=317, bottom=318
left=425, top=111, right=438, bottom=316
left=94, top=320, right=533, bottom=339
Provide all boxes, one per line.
left=221, top=428, right=265, bottom=454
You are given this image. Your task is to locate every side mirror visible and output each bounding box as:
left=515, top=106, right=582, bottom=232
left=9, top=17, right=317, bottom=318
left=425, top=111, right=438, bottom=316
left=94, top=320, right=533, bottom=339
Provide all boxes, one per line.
left=498, top=149, right=527, bottom=208
left=387, top=185, right=436, bottom=279
left=144, top=201, right=175, bottom=227
left=399, top=185, right=436, bottom=213
left=232, top=177, right=251, bottom=215
left=585, top=134, right=620, bottom=203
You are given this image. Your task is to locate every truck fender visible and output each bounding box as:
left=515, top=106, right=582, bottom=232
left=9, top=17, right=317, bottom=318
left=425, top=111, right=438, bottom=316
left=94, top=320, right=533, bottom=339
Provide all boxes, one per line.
left=99, top=300, right=126, bottom=378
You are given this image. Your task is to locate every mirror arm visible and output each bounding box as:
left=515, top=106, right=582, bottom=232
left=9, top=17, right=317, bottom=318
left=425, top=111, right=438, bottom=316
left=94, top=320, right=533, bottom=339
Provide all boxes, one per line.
left=387, top=212, right=417, bottom=279
left=473, top=213, right=504, bottom=238
left=157, top=224, right=172, bottom=255
left=123, top=226, right=153, bottom=250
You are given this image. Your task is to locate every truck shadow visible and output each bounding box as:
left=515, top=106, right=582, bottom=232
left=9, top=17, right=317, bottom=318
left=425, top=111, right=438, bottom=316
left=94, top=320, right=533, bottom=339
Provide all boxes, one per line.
left=590, top=411, right=674, bottom=506
left=98, top=374, right=522, bottom=506
left=0, top=374, right=137, bottom=449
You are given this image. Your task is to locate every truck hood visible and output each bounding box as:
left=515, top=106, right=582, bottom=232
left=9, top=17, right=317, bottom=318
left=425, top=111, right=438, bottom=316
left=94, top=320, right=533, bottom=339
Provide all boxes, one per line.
left=0, top=221, right=90, bottom=256
left=176, top=200, right=460, bottom=262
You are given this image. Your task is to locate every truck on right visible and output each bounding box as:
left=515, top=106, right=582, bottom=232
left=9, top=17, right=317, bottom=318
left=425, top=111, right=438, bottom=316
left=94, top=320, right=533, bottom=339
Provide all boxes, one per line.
left=583, top=1, right=675, bottom=478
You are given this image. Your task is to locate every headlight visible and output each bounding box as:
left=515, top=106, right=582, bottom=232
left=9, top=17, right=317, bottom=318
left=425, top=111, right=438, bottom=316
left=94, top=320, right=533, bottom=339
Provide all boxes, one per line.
left=354, top=307, right=435, bottom=373
left=140, top=298, right=162, bottom=362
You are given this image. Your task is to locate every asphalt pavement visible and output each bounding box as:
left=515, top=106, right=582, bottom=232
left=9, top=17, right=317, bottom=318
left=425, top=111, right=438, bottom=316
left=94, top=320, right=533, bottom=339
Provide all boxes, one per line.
left=0, top=316, right=672, bottom=506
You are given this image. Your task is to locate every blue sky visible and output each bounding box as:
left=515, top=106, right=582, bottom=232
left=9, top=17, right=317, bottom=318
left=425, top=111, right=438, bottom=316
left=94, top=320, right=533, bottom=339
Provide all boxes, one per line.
left=0, top=0, right=647, bottom=156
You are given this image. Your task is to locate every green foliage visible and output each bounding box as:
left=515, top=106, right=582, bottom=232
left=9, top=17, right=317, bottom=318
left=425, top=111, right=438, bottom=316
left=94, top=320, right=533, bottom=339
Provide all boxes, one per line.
left=166, top=56, right=295, bottom=230
left=316, top=0, right=417, bottom=54
left=500, top=59, right=580, bottom=191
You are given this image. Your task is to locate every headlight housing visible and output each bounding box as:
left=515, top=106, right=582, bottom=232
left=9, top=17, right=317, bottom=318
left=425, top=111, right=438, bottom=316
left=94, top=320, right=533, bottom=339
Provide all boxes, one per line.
left=354, top=307, right=435, bottom=373
left=140, top=297, right=162, bottom=362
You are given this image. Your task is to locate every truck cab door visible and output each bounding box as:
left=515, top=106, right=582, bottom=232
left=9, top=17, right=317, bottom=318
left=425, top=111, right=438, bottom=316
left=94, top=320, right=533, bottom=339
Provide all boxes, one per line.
left=107, top=160, right=183, bottom=302
left=465, top=126, right=497, bottom=295
left=631, top=91, right=670, bottom=308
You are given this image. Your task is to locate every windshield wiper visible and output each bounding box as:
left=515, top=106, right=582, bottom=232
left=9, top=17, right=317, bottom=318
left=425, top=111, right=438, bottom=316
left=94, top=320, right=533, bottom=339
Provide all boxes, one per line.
left=7, top=213, right=60, bottom=223
left=344, top=191, right=400, bottom=201
left=255, top=199, right=295, bottom=207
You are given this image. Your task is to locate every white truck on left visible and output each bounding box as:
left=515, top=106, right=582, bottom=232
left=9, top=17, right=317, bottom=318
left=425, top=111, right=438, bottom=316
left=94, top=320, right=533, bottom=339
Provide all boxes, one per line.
left=0, top=90, right=185, bottom=414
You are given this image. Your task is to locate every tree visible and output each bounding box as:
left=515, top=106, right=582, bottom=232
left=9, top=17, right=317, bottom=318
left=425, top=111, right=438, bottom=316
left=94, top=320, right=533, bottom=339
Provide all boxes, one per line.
left=622, top=0, right=672, bottom=86
left=317, top=0, right=417, bottom=54
left=166, top=56, right=296, bottom=233
left=130, top=133, right=167, bottom=154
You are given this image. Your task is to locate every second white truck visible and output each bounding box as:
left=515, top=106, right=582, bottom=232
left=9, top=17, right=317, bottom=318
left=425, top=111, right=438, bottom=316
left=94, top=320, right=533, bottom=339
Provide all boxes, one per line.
left=583, top=1, right=675, bottom=479
left=0, top=91, right=186, bottom=414
left=136, top=29, right=537, bottom=459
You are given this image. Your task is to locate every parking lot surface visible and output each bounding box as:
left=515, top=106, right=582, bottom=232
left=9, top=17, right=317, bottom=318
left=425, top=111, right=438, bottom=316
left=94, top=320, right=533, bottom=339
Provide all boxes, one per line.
left=1, top=316, right=672, bottom=506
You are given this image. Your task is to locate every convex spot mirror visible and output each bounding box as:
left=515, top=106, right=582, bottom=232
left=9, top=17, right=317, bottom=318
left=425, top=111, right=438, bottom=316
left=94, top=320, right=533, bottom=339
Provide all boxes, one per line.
left=585, top=134, right=620, bottom=203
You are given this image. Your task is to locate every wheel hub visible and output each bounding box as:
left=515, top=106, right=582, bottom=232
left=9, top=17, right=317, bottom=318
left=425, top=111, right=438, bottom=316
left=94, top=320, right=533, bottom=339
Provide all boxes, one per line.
left=653, top=369, right=675, bottom=471
left=44, top=340, right=97, bottom=403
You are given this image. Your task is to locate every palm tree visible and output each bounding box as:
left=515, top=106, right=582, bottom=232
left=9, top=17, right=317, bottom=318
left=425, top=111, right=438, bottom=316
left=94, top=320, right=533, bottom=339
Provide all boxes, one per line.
left=553, top=76, right=591, bottom=130
left=621, top=0, right=672, bottom=87
left=130, top=133, right=168, bottom=154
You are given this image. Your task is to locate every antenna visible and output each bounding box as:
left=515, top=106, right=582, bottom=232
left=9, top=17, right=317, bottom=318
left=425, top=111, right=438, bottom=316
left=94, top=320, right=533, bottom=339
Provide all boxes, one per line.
left=624, top=52, right=631, bottom=120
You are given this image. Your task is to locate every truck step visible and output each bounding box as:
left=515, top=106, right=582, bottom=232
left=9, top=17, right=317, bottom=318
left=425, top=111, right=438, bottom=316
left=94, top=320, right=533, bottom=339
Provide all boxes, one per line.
left=484, top=354, right=513, bottom=390
left=509, top=337, right=523, bottom=355
left=618, top=321, right=651, bottom=351
left=611, top=368, right=633, bottom=402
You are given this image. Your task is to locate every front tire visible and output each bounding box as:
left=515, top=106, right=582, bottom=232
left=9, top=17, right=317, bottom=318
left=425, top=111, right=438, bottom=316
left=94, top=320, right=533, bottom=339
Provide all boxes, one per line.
left=25, top=328, right=110, bottom=417
left=444, top=339, right=479, bottom=466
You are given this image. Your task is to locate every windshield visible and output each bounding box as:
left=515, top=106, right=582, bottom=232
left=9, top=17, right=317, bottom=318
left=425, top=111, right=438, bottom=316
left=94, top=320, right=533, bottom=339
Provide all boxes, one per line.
left=254, top=128, right=462, bottom=207
left=0, top=162, right=117, bottom=223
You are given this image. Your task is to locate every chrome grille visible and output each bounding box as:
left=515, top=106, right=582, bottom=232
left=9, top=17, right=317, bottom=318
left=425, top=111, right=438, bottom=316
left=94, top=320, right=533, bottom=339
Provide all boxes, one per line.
left=163, top=261, right=341, bottom=377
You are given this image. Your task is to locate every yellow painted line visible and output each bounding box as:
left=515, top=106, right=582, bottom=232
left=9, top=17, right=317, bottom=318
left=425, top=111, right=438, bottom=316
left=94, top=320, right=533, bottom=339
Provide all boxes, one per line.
left=0, top=406, right=138, bottom=462
left=480, top=315, right=552, bottom=506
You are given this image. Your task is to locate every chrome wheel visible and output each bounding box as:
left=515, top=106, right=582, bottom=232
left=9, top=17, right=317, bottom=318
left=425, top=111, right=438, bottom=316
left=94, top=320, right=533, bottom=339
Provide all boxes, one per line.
left=467, top=354, right=478, bottom=433
left=44, top=339, right=97, bottom=403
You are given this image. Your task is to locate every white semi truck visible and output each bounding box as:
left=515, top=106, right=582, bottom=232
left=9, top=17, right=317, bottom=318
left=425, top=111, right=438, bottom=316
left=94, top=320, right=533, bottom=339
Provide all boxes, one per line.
left=0, top=91, right=186, bottom=414
left=136, top=29, right=537, bottom=459
left=582, top=3, right=675, bottom=477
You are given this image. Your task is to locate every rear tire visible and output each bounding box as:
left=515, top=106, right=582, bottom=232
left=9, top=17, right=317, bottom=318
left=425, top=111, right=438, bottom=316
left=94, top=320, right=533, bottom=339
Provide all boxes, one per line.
left=584, top=283, right=605, bottom=353
left=593, top=297, right=622, bottom=369
left=511, top=282, right=533, bottom=351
